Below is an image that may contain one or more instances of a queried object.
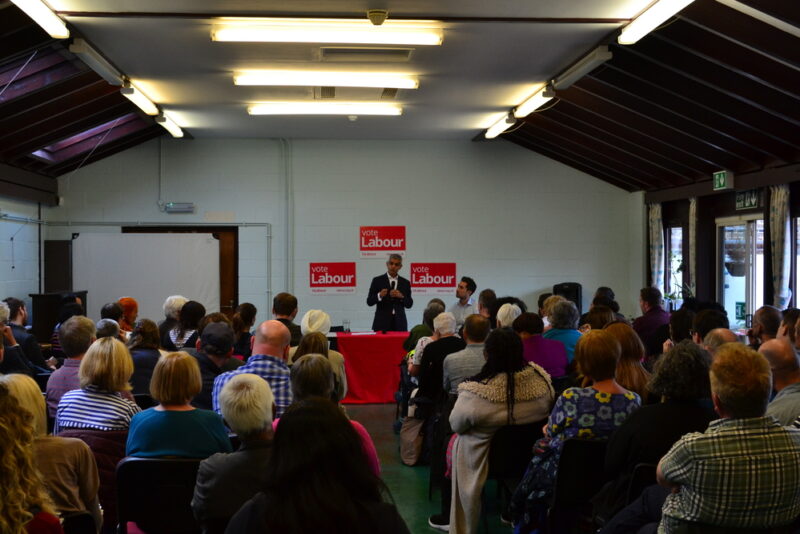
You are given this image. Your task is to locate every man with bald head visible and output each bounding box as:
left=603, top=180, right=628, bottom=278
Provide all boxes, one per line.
left=212, top=320, right=292, bottom=417
left=761, top=338, right=800, bottom=426
left=702, top=328, right=739, bottom=358
left=748, top=305, right=782, bottom=349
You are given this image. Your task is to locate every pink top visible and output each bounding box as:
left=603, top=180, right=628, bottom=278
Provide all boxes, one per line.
left=521, top=335, right=569, bottom=378
left=272, top=418, right=381, bottom=477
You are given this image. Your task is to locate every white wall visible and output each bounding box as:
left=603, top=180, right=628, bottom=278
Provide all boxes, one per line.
left=0, top=198, right=41, bottom=313
left=40, top=137, right=646, bottom=330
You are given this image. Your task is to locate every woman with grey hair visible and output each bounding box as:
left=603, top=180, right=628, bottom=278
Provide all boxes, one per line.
left=159, top=295, right=188, bottom=341
left=594, top=340, right=716, bottom=522
left=496, top=303, right=522, bottom=328
left=543, top=300, right=582, bottom=363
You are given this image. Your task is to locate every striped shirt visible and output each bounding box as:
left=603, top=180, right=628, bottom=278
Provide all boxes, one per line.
left=55, top=385, right=141, bottom=434
left=212, top=354, right=292, bottom=418
left=659, top=416, right=800, bottom=532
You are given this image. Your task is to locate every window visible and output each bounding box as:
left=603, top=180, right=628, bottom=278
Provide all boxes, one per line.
left=718, top=217, right=764, bottom=331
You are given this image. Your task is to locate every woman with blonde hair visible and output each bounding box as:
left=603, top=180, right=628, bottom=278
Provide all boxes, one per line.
left=604, top=321, right=651, bottom=400
left=55, top=337, right=140, bottom=434
left=290, top=311, right=348, bottom=400
left=0, top=382, right=62, bottom=534
left=0, top=374, right=101, bottom=531
left=126, top=351, right=232, bottom=458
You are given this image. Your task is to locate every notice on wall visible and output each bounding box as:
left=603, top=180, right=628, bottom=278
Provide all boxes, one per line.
left=410, top=263, right=457, bottom=295
left=309, top=262, right=357, bottom=294
left=359, top=226, right=406, bottom=258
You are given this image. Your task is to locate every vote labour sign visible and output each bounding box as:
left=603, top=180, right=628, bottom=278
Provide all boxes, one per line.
left=410, top=263, right=457, bottom=295
left=359, top=226, right=406, bottom=258
left=309, top=262, right=357, bottom=294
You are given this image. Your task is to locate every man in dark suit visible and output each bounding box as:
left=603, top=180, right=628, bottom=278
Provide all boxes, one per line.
left=367, top=254, right=413, bottom=331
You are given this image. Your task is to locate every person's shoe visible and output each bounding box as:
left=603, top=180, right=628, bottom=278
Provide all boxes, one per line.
left=428, top=514, right=449, bottom=531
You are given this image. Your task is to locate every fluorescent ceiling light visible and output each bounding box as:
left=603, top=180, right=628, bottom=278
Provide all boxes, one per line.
left=11, top=0, right=69, bottom=39
left=514, top=84, right=555, bottom=118
left=120, top=82, right=159, bottom=115
left=553, top=46, right=613, bottom=90
left=234, top=70, right=419, bottom=89
left=248, top=102, right=402, bottom=116
left=618, top=0, right=695, bottom=44
left=69, top=39, right=122, bottom=85
left=155, top=113, right=183, bottom=138
left=212, top=18, right=442, bottom=46
left=485, top=113, right=515, bottom=139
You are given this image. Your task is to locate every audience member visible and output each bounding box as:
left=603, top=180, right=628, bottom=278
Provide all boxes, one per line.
left=0, top=301, right=36, bottom=376
left=511, top=330, right=641, bottom=533
left=126, top=352, right=232, bottom=458
left=1, top=374, right=102, bottom=530
left=543, top=300, right=582, bottom=362
left=0, top=383, right=62, bottom=534
left=407, top=301, right=446, bottom=376
left=192, top=374, right=275, bottom=531
left=478, top=289, right=497, bottom=323
left=417, top=313, right=466, bottom=409
left=100, top=302, right=123, bottom=323
left=272, top=292, right=302, bottom=347
left=46, top=316, right=96, bottom=418
left=660, top=307, right=695, bottom=353
left=159, top=294, right=188, bottom=341
left=445, top=328, right=555, bottom=533
left=632, top=287, right=670, bottom=357
left=594, top=341, right=715, bottom=522
left=691, top=309, right=730, bottom=345
left=162, top=300, right=205, bottom=351
left=511, top=312, right=568, bottom=378
left=449, top=276, right=478, bottom=330
left=226, top=398, right=410, bottom=534
left=605, top=322, right=651, bottom=400
left=778, top=308, right=800, bottom=346
left=702, top=328, right=739, bottom=357
left=493, top=297, right=527, bottom=325
left=581, top=305, right=615, bottom=331
left=193, top=322, right=236, bottom=410
left=537, top=293, right=552, bottom=319
left=761, top=338, right=800, bottom=426
left=126, top=318, right=162, bottom=395
left=3, top=297, right=52, bottom=370
left=404, top=299, right=444, bottom=352
left=443, top=314, right=491, bottom=396
left=232, top=302, right=257, bottom=358
left=186, top=313, right=242, bottom=373
left=748, top=305, right=782, bottom=349
left=213, top=320, right=292, bottom=418
left=290, top=331, right=347, bottom=401
left=579, top=287, right=623, bottom=325
left=55, top=337, right=140, bottom=434
left=95, top=318, right=121, bottom=340
left=496, top=303, right=522, bottom=328
left=49, top=301, right=85, bottom=362
left=117, top=296, right=138, bottom=332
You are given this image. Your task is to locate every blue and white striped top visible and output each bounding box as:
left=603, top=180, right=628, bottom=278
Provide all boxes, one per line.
left=55, top=385, right=141, bottom=434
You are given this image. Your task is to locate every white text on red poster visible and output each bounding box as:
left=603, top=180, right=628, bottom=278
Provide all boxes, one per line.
left=410, top=263, right=457, bottom=295
left=309, top=262, right=357, bottom=294
left=359, top=226, right=405, bottom=258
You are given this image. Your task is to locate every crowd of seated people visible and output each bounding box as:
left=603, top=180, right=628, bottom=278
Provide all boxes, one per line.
left=7, top=284, right=800, bottom=533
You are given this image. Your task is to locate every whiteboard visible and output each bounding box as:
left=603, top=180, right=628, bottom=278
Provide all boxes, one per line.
left=73, top=233, right=220, bottom=322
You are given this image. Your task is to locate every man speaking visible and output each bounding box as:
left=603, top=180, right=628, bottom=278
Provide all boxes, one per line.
left=367, top=254, right=413, bottom=331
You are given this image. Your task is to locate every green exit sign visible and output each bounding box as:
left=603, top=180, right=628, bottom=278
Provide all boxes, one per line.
left=736, top=189, right=760, bottom=210
left=713, top=170, right=734, bottom=190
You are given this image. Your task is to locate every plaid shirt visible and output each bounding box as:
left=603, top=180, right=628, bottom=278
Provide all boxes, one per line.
left=659, top=416, right=800, bottom=532
left=212, top=354, right=292, bottom=418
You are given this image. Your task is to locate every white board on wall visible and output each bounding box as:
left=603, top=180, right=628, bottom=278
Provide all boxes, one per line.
left=73, top=233, right=220, bottom=322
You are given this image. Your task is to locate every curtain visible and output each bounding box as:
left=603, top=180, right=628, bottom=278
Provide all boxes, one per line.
left=688, top=197, right=697, bottom=296
left=770, top=185, right=792, bottom=308
left=648, top=203, right=665, bottom=293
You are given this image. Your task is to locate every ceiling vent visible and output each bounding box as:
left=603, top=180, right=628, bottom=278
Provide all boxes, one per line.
left=381, top=88, right=398, bottom=100
left=320, top=47, right=414, bottom=63
left=315, top=86, right=336, bottom=99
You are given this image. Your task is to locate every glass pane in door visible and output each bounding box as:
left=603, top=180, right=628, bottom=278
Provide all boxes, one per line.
left=753, top=219, right=764, bottom=312
left=721, top=224, right=747, bottom=330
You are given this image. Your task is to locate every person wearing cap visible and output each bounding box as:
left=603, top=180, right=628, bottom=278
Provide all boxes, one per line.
left=192, top=322, right=235, bottom=411
left=289, top=310, right=348, bottom=401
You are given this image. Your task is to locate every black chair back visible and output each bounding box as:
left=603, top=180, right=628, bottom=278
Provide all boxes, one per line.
left=548, top=439, right=608, bottom=532
left=116, top=457, right=202, bottom=534
left=625, top=463, right=658, bottom=505
left=488, top=421, right=545, bottom=480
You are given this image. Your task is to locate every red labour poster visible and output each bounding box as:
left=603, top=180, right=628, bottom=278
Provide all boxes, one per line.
left=309, top=262, right=357, bottom=294
left=359, top=226, right=406, bottom=258
left=410, top=262, right=457, bottom=295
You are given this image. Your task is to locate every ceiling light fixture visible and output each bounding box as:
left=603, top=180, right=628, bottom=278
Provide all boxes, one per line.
left=247, top=102, right=402, bottom=116
left=69, top=39, right=122, bottom=85
left=484, top=113, right=516, bottom=139
left=553, top=46, right=613, bottom=89
left=234, top=70, right=419, bottom=89
left=155, top=113, right=184, bottom=138
left=11, top=0, right=69, bottom=39
left=212, top=18, right=443, bottom=46
left=514, top=84, right=556, bottom=118
left=120, top=81, right=159, bottom=116
left=618, top=0, right=695, bottom=45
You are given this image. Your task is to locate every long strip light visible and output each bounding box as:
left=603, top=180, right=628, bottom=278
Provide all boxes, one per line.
left=11, top=0, right=69, bottom=39
left=69, top=39, right=122, bottom=85
left=514, top=84, right=555, bottom=118
left=155, top=113, right=183, bottom=138
left=234, top=70, right=419, bottom=89
left=120, top=81, right=159, bottom=115
left=212, top=18, right=442, bottom=46
left=248, top=102, right=402, bottom=116
left=618, top=0, right=696, bottom=44
left=553, top=46, right=612, bottom=89
left=484, top=113, right=516, bottom=139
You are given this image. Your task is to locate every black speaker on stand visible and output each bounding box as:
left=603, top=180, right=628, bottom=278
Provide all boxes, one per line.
left=553, top=282, right=583, bottom=314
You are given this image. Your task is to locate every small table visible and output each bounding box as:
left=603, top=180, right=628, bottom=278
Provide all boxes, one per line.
left=338, top=332, right=408, bottom=404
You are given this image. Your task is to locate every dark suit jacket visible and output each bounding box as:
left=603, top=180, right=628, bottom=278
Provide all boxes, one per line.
left=367, top=274, right=413, bottom=331
left=10, top=323, right=48, bottom=369
left=275, top=318, right=302, bottom=346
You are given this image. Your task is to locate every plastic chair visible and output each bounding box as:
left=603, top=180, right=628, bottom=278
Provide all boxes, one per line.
left=116, top=457, right=202, bottom=534
left=547, top=439, right=608, bottom=533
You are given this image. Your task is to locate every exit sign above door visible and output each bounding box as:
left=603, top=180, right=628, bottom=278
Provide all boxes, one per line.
left=713, top=170, right=734, bottom=191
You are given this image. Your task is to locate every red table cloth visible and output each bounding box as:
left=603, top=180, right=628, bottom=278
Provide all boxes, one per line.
left=339, top=332, right=408, bottom=404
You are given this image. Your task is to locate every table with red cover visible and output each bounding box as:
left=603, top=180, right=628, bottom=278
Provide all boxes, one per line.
left=338, top=331, right=408, bottom=404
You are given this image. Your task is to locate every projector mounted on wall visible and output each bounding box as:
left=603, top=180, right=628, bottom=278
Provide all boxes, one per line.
left=164, top=202, right=195, bottom=214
